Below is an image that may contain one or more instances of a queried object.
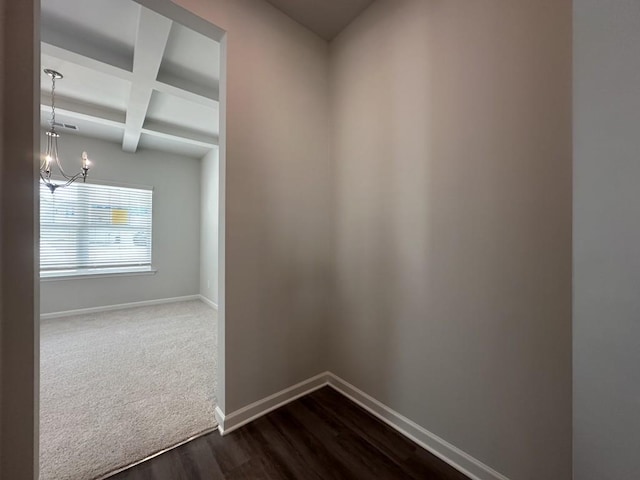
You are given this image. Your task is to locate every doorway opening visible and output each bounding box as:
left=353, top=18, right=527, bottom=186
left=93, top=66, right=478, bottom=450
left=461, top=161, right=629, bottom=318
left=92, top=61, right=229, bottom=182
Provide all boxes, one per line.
left=37, top=1, right=226, bottom=478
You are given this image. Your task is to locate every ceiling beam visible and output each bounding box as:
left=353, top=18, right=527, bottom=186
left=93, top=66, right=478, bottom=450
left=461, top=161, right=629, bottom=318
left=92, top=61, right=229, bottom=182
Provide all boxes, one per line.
left=40, top=94, right=217, bottom=149
left=142, top=120, right=218, bottom=148
left=41, top=93, right=125, bottom=128
left=43, top=41, right=219, bottom=108
left=122, top=7, right=173, bottom=153
left=154, top=75, right=218, bottom=109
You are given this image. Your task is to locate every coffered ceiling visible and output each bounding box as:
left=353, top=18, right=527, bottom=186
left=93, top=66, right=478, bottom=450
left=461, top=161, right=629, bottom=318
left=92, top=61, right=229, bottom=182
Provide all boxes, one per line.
left=264, top=0, right=375, bottom=41
left=40, top=0, right=220, bottom=159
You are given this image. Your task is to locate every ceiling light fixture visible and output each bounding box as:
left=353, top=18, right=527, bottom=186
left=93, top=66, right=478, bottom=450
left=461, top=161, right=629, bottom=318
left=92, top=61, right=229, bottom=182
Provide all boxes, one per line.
left=41, top=69, right=91, bottom=193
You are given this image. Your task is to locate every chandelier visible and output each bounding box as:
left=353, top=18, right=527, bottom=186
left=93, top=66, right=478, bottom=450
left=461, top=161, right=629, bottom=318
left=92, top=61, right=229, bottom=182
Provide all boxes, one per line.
left=41, top=69, right=91, bottom=193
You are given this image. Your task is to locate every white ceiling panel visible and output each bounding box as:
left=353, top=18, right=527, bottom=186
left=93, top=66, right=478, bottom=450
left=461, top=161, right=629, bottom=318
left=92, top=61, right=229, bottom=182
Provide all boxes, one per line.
left=146, top=91, right=219, bottom=137
left=160, top=22, right=221, bottom=91
left=158, top=22, right=220, bottom=98
left=41, top=53, right=131, bottom=112
left=41, top=0, right=139, bottom=53
left=138, top=134, right=211, bottom=160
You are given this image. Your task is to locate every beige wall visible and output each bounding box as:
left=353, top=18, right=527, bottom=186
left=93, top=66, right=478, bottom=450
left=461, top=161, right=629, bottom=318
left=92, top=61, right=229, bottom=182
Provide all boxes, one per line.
left=329, top=1, right=572, bottom=478
left=174, top=0, right=332, bottom=414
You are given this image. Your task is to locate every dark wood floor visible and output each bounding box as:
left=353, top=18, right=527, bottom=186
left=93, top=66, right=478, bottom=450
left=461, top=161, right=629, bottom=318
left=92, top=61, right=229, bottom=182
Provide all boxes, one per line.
left=109, top=387, right=470, bottom=480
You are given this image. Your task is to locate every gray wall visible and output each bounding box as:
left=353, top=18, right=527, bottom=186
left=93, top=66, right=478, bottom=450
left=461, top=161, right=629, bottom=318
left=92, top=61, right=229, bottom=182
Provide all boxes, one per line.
left=40, top=133, right=201, bottom=314
left=329, top=1, right=572, bottom=478
left=200, top=147, right=219, bottom=304
left=176, top=0, right=332, bottom=414
left=574, top=1, right=640, bottom=478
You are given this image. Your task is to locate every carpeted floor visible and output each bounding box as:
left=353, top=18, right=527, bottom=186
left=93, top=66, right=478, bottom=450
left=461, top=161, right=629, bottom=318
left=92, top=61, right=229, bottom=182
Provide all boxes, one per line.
left=40, top=299, right=217, bottom=480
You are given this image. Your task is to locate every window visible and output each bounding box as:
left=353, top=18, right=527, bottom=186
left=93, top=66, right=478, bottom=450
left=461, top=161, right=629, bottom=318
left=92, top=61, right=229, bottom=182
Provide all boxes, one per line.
left=40, top=182, right=153, bottom=278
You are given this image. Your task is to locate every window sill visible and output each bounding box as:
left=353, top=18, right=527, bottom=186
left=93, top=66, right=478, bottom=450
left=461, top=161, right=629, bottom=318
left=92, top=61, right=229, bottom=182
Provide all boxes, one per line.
left=40, top=267, right=157, bottom=281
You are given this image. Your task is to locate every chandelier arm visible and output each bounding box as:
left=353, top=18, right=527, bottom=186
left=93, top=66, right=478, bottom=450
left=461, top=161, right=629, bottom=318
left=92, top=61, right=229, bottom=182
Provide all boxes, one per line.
left=51, top=137, right=77, bottom=181
left=61, top=172, right=85, bottom=188
left=40, top=170, right=85, bottom=192
left=44, top=132, right=53, bottom=174
left=54, top=160, right=75, bottom=180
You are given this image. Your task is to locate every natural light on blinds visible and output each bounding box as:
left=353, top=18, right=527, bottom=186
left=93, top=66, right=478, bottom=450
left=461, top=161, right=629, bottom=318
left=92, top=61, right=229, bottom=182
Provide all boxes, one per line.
left=40, top=182, right=153, bottom=277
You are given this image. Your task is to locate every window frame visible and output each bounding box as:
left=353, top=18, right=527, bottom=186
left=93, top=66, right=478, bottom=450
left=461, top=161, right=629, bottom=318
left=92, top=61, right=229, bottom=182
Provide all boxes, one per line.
left=39, top=178, right=156, bottom=280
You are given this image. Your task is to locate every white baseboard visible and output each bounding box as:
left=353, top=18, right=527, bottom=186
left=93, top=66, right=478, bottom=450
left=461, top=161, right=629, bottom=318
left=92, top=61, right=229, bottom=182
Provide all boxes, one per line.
left=198, top=295, right=219, bottom=310
left=216, top=371, right=509, bottom=480
left=326, top=373, right=510, bottom=480
left=214, top=406, right=225, bottom=433
left=40, top=295, right=201, bottom=320
left=216, top=372, right=329, bottom=435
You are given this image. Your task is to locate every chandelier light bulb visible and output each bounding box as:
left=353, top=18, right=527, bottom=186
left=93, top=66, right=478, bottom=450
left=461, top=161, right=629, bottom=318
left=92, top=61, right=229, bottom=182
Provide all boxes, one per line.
left=82, top=151, right=90, bottom=170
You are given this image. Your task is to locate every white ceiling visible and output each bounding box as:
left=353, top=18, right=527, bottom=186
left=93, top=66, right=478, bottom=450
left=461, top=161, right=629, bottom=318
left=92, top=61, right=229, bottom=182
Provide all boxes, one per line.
left=264, top=0, right=375, bottom=40
left=40, top=0, right=220, bottom=159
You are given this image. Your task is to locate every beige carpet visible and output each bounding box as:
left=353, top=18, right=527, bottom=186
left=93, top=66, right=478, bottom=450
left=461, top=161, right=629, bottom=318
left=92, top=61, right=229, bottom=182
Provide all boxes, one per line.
left=40, top=300, right=217, bottom=480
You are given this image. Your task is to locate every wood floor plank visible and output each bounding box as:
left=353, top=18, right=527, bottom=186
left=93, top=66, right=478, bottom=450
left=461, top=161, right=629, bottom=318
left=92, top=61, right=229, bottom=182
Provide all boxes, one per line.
left=179, top=436, right=225, bottom=479
left=203, top=426, right=251, bottom=476
left=109, top=387, right=471, bottom=480
left=301, top=389, right=419, bottom=463
left=265, top=405, right=360, bottom=480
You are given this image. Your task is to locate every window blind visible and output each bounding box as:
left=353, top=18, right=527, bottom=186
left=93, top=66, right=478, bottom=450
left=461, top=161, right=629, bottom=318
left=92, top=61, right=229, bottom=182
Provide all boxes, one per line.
left=40, top=182, right=153, bottom=275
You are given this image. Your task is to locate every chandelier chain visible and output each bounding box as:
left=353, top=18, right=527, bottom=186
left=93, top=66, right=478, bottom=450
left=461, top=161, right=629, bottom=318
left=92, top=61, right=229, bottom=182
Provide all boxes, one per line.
left=50, top=75, right=57, bottom=129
